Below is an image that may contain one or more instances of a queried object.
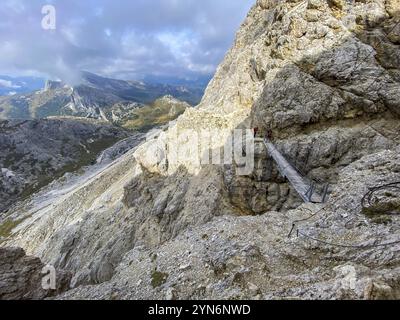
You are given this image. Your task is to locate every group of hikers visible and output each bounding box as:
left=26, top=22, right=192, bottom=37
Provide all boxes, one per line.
left=253, top=126, right=273, bottom=140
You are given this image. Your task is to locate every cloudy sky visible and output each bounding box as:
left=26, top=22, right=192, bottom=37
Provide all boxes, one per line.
left=0, top=0, right=254, bottom=84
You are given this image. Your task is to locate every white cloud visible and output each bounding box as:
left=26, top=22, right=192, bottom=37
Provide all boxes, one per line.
left=0, top=79, right=20, bottom=88
left=0, top=0, right=255, bottom=82
left=4, top=0, right=25, bottom=13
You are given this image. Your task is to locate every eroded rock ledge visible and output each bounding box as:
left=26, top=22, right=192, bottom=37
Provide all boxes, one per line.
left=0, top=247, right=71, bottom=300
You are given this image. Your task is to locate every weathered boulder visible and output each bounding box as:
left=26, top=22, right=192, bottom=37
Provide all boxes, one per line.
left=0, top=247, right=71, bottom=300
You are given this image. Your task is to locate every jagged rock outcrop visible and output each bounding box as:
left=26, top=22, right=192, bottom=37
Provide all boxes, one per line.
left=0, top=247, right=71, bottom=300
left=1, top=0, right=399, bottom=300
left=248, top=0, right=400, bottom=186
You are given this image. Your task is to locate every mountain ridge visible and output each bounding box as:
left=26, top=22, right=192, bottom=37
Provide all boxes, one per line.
left=0, top=71, right=204, bottom=121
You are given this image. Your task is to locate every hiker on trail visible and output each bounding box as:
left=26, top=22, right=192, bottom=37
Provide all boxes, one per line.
left=253, top=127, right=259, bottom=138
left=266, top=128, right=273, bottom=141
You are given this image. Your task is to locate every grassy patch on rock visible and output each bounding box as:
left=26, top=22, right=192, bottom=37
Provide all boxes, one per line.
left=0, top=217, right=28, bottom=243
left=151, top=271, right=169, bottom=288
left=119, top=98, right=187, bottom=132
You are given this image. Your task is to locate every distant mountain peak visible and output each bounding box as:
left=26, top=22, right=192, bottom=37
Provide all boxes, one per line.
left=44, top=80, right=65, bottom=91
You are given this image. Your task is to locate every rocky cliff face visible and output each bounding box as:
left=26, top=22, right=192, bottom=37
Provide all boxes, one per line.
left=1, top=0, right=400, bottom=300
left=134, top=0, right=400, bottom=212
left=0, top=247, right=71, bottom=300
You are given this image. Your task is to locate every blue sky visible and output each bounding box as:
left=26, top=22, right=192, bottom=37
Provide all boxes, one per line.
left=0, top=0, right=254, bottom=84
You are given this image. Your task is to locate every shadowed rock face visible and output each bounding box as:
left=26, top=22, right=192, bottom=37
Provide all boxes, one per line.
left=0, top=247, right=71, bottom=300
left=1, top=0, right=400, bottom=300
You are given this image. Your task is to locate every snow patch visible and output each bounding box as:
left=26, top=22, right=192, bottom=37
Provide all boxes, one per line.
left=1, top=168, right=15, bottom=178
